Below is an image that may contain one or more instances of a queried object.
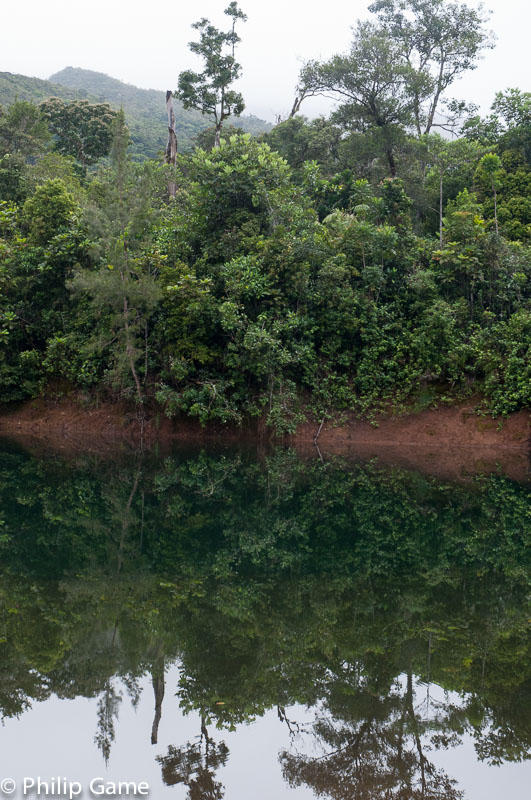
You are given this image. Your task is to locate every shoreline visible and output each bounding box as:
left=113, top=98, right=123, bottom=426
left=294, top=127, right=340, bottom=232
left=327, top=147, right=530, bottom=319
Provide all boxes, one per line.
left=0, top=397, right=528, bottom=483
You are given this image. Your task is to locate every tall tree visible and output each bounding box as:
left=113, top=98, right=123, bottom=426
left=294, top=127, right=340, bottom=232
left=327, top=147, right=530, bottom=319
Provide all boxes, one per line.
left=176, top=3, right=247, bottom=148
left=298, top=21, right=415, bottom=175
left=463, top=89, right=531, bottom=164
left=369, top=0, right=493, bottom=135
left=295, top=1, right=492, bottom=174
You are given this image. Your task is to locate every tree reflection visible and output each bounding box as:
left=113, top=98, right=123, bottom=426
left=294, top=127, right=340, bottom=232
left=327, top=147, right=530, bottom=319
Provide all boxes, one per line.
left=94, top=680, right=122, bottom=764
left=0, top=444, right=528, bottom=790
left=157, top=719, right=229, bottom=800
left=281, top=668, right=464, bottom=799
left=150, top=659, right=165, bottom=745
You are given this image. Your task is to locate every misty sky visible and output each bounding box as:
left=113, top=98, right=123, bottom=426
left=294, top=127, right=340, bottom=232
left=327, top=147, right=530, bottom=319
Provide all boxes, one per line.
left=1, top=0, right=529, bottom=122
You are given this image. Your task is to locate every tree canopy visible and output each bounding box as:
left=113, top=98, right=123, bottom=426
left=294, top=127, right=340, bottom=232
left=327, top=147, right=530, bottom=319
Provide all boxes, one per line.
left=39, top=97, right=118, bottom=168
left=176, top=3, right=247, bottom=148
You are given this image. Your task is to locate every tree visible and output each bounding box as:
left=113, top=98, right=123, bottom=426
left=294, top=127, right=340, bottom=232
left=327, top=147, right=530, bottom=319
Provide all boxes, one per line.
left=464, top=89, right=531, bottom=164
left=22, top=178, right=78, bottom=246
left=296, top=1, right=492, bottom=173
left=424, top=134, right=484, bottom=243
left=297, top=21, right=416, bottom=176
left=0, top=177, right=88, bottom=401
left=369, top=0, right=494, bottom=135
left=0, top=154, right=28, bottom=203
left=491, top=88, right=531, bottom=132
left=69, top=112, right=161, bottom=404
left=462, top=90, right=530, bottom=241
left=262, top=116, right=343, bottom=176
left=281, top=675, right=463, bottom=800
left=39, top=98, right=117, bottom=169
left=0, top=102, right=51, bottom=204
left=157, top=732, right=229, bottom=799
left=0, top=101, right=50, bottom=159
left=475, top=152, right=504, bottom=234
left=176, top=3, right=247, bottom=148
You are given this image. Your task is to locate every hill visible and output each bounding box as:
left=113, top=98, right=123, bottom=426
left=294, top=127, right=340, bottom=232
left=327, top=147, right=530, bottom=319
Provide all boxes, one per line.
left=0, top=67, right=271, bottom=159
left=0, top=71, right=84, bottom=105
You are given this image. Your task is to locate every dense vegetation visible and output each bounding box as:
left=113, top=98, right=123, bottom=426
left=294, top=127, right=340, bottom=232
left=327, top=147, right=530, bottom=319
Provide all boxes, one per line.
left=0, top=444, right=529, bottom=792
left=0, top=0, right=529, bottom=430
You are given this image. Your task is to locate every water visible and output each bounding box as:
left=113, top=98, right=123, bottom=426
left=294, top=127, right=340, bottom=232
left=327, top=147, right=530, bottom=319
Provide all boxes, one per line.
left=0, top=439, right=529, bottom=799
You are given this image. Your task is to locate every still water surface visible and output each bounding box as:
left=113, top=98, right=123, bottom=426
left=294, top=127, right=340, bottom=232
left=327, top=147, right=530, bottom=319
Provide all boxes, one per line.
left=0, top=440, right=529, bottom=799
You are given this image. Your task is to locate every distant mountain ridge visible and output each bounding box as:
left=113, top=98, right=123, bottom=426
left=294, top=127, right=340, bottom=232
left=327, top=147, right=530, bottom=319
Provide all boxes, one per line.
left=0, top=67, right=271, bottom=159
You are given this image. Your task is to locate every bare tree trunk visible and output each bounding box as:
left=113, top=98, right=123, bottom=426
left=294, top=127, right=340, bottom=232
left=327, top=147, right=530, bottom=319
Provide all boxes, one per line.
left=289, top=95, right=302, bottom=119
left=289, top=85, right=312, bottom=119
left=424, top=76, right=444, bottom=134
left=165, top=90, right=177, bottom=198
left=214, top=123, right=222, bottom=149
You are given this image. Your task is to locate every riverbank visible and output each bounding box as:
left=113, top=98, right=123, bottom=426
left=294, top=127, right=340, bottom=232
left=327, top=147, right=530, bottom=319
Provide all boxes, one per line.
left=0, top=397, right=528, bottom=482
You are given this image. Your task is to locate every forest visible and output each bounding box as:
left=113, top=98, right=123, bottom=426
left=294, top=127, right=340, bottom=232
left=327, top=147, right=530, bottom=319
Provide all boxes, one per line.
left=0, top=0, right=529, bottom=432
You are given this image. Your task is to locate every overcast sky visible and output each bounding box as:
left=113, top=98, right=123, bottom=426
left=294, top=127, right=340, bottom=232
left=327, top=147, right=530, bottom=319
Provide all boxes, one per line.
left=1, top=0, right=529, bottom=122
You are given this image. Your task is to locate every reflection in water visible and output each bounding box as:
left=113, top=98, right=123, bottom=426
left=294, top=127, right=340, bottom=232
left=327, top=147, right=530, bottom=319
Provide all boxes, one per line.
left=151, top=659, right=166, bottom=745
left=0, top=442, right=529, bottom=798
left=158, top=723, right=229, bottom=799
left=95, top=680, right=122, bottom=764
left=281, top=672, right=464, bottom=800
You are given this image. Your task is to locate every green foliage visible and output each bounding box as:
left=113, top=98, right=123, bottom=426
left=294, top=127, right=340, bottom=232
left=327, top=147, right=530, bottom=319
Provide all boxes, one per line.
left=0, top=46, right=528, bottom=423
left=299, top=21, right=413, bottom=176
left=176, top=4, right=248, bottom=146
left=193, top=123, right=247, bottom=151
left=296, top=0, right=492, bottom=177
left=262, top=116, right=342, bottom=178
left=69, top=113, right=162, bottom=402
left=464, top=89, right=530, bottom=164
left=40, top=98, right=117, bottom=168
left=369, top=0, right=493, bottom=135
left=470, top=310, right=531, bottom=414
left=187, top=134, right=291, bottom=241
left=22, top=178, right=78, bottom=244
left=0, top=100, right=50, bottom=159
left=0, top=153, right=28, bottom=203
left=462, top=89, right=531, bottom=242
left=0, top=173, right=90, bottom=402
left=27, top=151, right=87, bottom=203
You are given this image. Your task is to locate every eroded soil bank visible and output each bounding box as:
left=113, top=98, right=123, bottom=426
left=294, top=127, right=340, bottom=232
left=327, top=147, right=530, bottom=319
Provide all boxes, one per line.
left=0, top=398, right=529, bottom=483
